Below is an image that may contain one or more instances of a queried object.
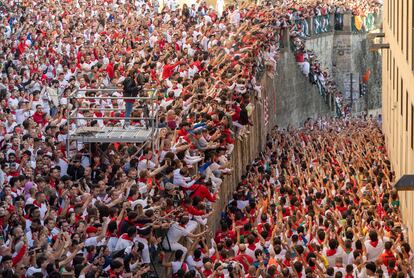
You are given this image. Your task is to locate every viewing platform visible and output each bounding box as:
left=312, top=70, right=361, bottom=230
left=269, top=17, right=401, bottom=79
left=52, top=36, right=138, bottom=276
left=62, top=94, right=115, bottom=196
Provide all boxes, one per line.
left=66, top=88, right=159, bottom=155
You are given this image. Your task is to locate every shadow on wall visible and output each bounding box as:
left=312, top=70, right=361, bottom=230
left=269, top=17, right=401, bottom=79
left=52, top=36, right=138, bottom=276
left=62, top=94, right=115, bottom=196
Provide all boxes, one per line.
left=265, top=50, right=333, bottom=128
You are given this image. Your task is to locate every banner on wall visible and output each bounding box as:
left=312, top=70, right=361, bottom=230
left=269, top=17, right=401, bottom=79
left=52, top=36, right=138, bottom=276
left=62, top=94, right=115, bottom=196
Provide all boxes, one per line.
left=354, top=16, right=363, bottom=31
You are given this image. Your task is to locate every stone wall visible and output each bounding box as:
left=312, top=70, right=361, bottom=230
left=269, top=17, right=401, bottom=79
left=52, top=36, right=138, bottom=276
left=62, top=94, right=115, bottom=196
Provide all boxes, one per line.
left=207, top=80, right=267, bottom=233
left=267, top=51, right=333, bottom=128
left=304, top=28, right=383, bottom=115
left=305, top=34, right=335, bottom=73
left=207, top=53, right=334, bottom=237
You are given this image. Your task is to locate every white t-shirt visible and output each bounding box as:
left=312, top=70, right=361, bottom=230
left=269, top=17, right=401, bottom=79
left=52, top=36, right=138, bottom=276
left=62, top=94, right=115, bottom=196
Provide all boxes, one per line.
left=186, top=255, right=203, bottom=270
left=323, top=246, right=346, bottom=267
left=25, top=266, right=43, bottom=277
left=166, top=223, right=190, bottom=243
left=8, top=97, right=19, bottom=109
left=364, top=239, right=384, bottom=261
left=15, top=109, right=31, bottom=124
left=114, top=235, right=134, bottom=251
left=84, top=236, right=105, bottom=247
left=135, top=236, right=151, bottom=264
left=107, top=236, right=119, bottom=252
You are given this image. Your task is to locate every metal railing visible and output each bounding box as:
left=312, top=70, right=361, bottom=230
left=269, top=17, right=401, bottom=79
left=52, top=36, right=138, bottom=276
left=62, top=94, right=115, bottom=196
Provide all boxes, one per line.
left=66, top=88, right=159, bottom=158
left=313, top=14, right=332, bottom=34
left=309, top=73, right=342, bottom=118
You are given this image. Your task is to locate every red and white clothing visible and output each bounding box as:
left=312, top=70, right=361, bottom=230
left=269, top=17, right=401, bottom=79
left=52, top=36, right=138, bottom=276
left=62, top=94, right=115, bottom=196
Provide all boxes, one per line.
left=114, top=233, right=134, bottom=251
left=323, top=246, right=346, bottom=267
left=364, top=239, right=384, bottom=261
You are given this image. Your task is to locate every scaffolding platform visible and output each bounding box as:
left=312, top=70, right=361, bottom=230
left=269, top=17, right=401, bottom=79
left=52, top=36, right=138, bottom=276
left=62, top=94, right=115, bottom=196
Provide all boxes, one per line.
left=66, top=88, right=159, bottom=157
left=70, top=126, right=155, bottom=143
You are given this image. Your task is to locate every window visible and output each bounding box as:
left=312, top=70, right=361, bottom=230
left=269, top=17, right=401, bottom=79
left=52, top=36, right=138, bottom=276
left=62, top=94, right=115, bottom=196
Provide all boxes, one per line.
left=406, top=91, right=409, bottom=131
left=388, top=0, right=390, bottom=26
left=391, top=0, right=393, bottom=32
left=412, top=104, right=414, bottom=149
left=401, top=0, right=404, bottom=49
left=396, top=68, right=399, bottom=101
left=412, top=0, right=414, bottom=70
left=393, top=58, right=395, bottom=90
left=400, top=78, right=403, bottom=115
left=397, top=0, right=399, bottom=41
left=387, top=50, right=389, bottom=71
left=406, top=0, right=409, bottom=60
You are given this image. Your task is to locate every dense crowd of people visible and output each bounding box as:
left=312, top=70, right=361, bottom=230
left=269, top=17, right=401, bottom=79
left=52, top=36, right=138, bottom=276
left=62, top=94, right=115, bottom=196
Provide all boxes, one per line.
left=212, top=117, right=413, bottom=278
left=0, top=0, right=402, bottom=277
left=293, top=42, right=347, bottom=117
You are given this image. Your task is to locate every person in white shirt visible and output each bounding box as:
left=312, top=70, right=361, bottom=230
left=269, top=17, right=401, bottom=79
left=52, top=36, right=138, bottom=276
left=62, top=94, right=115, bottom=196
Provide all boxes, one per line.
left=115, top=226, right=137, bottom=252
left=135, top=226, right=152, bottom=264
left=25, top=255, right=48, bottom=278
left=364, top=230, right=384, bottom=262
left=356, top=261, right=377, bottom=278
left=333, top=257, right=346, bottom=276
left=230, top=9, right=241, bottom=26
left=174, top=169, right=199, bottom=190
left=137, top=150, right=156, bottom=172
left=5, top=114, right=17, bottom=134
left=186, top=248, right=204, bottom=271
left=8, top=90, right=20, bottom=110
left=323, top=239, right=347, bottom=267
left=302, top=58, right=310, bottom=77
left=162, top=215, right=206, bottom=256
left=15, top=101, right=32, bottom=125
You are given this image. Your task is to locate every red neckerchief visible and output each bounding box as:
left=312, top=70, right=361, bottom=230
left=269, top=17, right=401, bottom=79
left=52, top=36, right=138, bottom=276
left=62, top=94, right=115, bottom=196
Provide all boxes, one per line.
left=247, top=243, right=256, bottom=251
left=24, top=214, right=32, bottom=221
left=49, top=177, right=56, bottom=188
left=203, top=269, right=213, bottom=277
left=120, top=233, right=133, bottom=241
left=123, top=217, right=135, bottom=225
left=370, top=240, right=379, bottom=248
left=108, top=268, right=121, bottom=278
left=106, top=231, right=118, bottom=238
left=326, top=249, right=337, bottom=256
left=345, top=247, right=353, bottom=254
left=283, top=258, right=291, bottom=267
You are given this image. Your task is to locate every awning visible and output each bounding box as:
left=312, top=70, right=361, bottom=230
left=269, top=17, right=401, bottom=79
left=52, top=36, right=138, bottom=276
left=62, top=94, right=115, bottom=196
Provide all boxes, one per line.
left=394, top=175, right=414, bottom=191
